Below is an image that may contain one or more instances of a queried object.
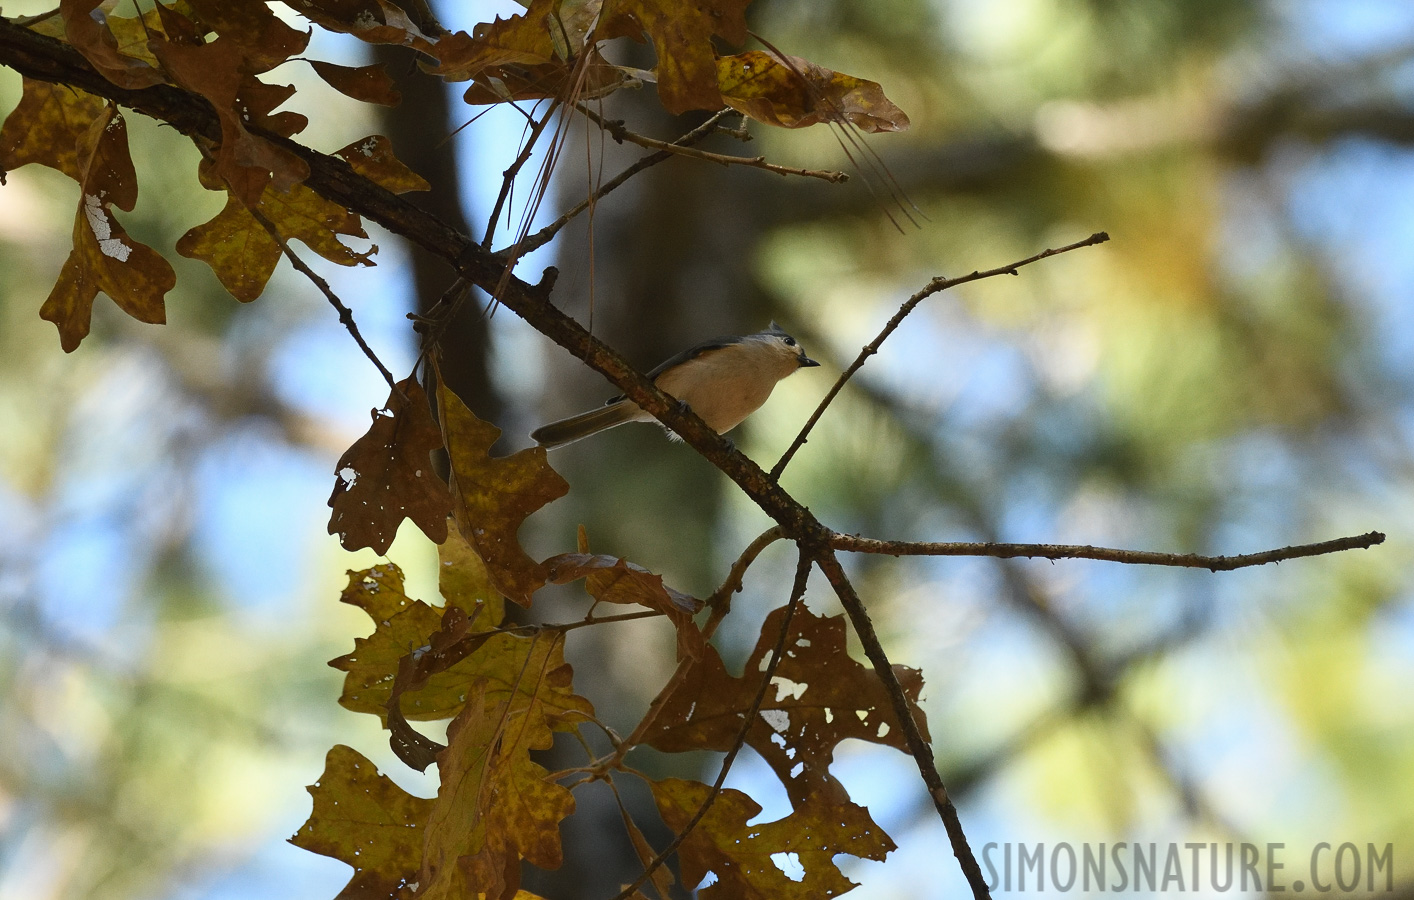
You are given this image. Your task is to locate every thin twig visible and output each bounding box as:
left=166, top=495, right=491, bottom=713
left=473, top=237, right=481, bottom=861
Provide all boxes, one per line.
left=245, top=205, right=399, bottom=394
left=813, top=548, right=991, bottom=900
left=482, top=99, right=558, bottom=249
left=577, top=104, right=847, bottom=183
left=506, top=108, right=740, bottom=257
left=770, top=231, right=1111, bottom=479
left=704, top=525, right=786, bottom=634
left=607, top=551, right=813, bottom=900
left=830, top=530, right=1387, bottom=572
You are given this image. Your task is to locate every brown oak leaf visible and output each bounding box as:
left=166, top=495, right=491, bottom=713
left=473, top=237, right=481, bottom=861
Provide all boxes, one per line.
left=543, top=526, right=704, bottom=659
left=717, top=50, right=910, bottom=132
left=289, top=0, right=440, bottom=55
left=290, top=744, right=432, bottom=900
left=598, top=0, right=751, bottom=114
left=336, top=135, right=430, bottom=195
left=150, top=34, right=310, bottom=205
left=0, top=78, right=109, bottom=181
left=59, top=0, right=167, bottom=89
left=310, top=60, right=404, bottom=106
left=429, top=0, right=627, bottom=105
left=328, top=378, right=452, bottom=555
left=651, top=778, right=895, bottom=899
left=438, top=382, right=569, bottom=607
left=645, top=605, right=928, bottom=807
left=40, top=104, right=175, bottom=352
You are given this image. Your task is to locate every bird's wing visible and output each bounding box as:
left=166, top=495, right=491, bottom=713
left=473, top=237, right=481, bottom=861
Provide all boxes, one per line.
left=605, top=335, right=743, bottom=404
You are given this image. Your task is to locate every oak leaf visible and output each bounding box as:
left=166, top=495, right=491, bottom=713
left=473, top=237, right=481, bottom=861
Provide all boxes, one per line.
left=41, top=104, right=175, bottom=352
left=184, top=0, right=312, bottom=72
left=598, top=0, right=751, bottom=113
left=331, top=563, right=480, bottom=725
left=0, top=78, right=109, bottom=181
left=177, top=155, right=374, bottom=303
left=645, top=605, right=928, bottom=807
left=290, top=0, right=440, bottom=55
left=311, top=60, right=404, bottom=106
left=336, top=135, right=430, bottom=195
left=328, top=378, right=452, bottom=555
left=149, top=34, right=310, bottom=205
left=419, top=639, right=587, bottom=900
left=429, top=0, right=628, bottom=105
left=651, top=778, right=895, bottom=899
left=291, top=744, right=432, bottom=900
left=717, top=50, right=910, bottom=132
left=544, top=526, right=705, bottom=659
left=59, top=0, right=167, bottom=89
left=438, top=382, right=569, bottom=607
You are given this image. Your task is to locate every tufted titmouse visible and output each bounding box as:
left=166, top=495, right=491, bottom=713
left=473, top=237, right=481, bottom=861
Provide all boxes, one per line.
left=531, top=323, right=820, bottom=449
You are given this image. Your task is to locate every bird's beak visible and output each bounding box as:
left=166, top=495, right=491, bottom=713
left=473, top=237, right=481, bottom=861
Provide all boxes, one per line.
left=799, top=353, right=820, bottom=368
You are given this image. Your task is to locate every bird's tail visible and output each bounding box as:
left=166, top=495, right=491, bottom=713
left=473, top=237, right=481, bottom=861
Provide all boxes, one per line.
left=531, top=400, right=643, bottom=449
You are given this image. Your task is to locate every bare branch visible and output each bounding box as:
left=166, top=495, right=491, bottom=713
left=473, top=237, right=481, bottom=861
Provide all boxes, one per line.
left=770, top=231, right=1111, bottom=479
left=245, top=205, right=399, bottom=394
left=607, top=551, right=814, bottom=900
left=704, top=525, right=785, bottom=631
left=577, top=104, right=847, bottom=183
left=813, top=548, right=991, bottom=899
left=830, top=530, right=1387, bottom=571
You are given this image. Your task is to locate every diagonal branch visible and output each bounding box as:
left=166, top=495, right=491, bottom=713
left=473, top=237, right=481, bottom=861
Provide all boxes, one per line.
left=245, top=205, right=399, bottom=393
left=770, top=231, right=1111, bottom=479
left=812, top=547, right=991, bottom=900
left=830, top=530, right=1387, bottom=571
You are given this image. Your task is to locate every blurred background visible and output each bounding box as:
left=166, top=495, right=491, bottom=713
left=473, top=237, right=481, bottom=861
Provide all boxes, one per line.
left=1, top=0, right=1412, bottom=897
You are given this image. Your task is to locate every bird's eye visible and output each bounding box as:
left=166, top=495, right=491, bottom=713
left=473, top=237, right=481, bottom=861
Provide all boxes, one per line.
left=783, top=336, right=797, bottom=347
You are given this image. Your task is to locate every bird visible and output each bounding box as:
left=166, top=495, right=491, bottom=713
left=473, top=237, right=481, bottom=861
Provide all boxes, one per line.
left=531, top=323, right=820, bottom=449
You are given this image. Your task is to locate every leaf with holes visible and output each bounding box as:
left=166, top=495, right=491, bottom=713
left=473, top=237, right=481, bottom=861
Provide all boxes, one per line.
left=439, top=382, right=569, bottom=607
left=717, top=50, right=910, bottom=132
left=328, top=379, right=452, bottom=555
left=331, top=563, right=487, bottom=726
left=645, top=605, right=927, bottom=807
left=40, top=104, right=175, bottom=352
left=290, top=744, right=432, bottom=900
left=652, top=778, right=895, bottom=899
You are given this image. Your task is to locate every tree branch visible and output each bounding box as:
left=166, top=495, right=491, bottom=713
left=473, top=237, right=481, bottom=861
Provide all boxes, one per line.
left=244, top=205, right=399, bottom=393
left=576, top=103, right=847, bottom=183
left=830, top=530, right=1387, bottom=571
left=770, top=231, right=1111, bottom=478
left=813, top=548, right=991, bottom=900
